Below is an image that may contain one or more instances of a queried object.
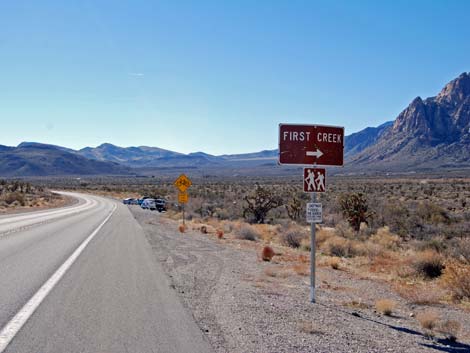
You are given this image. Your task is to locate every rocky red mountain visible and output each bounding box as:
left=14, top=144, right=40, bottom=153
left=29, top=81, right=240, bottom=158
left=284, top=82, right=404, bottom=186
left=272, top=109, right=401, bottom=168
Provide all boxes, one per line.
left=347, top=72, right=470, bottom=172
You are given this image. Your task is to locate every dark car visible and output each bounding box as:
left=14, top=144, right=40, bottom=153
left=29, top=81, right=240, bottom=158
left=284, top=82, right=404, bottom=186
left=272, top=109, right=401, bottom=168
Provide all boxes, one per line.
left=155, top=198, right=167, bottom=212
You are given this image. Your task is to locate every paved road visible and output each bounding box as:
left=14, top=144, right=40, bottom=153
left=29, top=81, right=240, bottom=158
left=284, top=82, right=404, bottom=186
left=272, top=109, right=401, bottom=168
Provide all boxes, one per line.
left=0, top=192, right=213, bottom=353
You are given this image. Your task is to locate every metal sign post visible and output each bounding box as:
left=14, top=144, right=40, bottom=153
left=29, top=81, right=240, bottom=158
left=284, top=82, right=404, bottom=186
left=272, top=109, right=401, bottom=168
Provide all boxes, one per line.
left=174, top=175, right=192, bottom=228
left=278, top=123, right=344, bottom=304
left=310, top=191, right=317, bottom=303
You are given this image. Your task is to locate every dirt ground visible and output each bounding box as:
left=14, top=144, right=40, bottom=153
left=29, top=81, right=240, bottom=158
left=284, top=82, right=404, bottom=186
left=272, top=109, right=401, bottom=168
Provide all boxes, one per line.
left=130, top=206, right=470, bottom=353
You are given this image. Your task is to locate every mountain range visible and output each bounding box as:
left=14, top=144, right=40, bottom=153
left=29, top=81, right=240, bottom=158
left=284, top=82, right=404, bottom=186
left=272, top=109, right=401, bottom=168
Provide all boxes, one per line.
left=1, top=72, right=469, bottom=177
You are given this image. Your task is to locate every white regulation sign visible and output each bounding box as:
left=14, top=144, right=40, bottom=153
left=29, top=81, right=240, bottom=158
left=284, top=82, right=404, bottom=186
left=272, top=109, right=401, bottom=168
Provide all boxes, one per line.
left=306, top=203, right=322, bottom=223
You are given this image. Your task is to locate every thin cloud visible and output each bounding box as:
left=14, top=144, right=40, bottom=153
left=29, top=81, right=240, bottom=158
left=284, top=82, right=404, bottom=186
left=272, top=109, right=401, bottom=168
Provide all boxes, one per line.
left=128, top=72, right=145, bottom=77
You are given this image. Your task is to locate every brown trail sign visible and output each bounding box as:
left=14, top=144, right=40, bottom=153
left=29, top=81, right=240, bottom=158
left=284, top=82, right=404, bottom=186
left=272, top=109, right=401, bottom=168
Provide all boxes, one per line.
left=278, top=124, right=344, bottom=166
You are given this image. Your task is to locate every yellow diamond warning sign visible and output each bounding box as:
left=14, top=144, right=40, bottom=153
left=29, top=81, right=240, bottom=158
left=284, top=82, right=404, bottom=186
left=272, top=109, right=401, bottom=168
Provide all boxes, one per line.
left=174, top=174, right=192, bottom=192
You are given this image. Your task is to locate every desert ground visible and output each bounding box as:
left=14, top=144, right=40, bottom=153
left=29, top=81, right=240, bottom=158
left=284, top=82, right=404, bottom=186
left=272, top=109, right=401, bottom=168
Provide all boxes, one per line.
left=23, top=175, right=470, bottom=351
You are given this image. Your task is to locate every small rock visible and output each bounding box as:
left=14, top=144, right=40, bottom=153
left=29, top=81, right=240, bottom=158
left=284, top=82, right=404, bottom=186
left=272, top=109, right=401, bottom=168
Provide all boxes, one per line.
left=409, top=312, right=414, bottom=317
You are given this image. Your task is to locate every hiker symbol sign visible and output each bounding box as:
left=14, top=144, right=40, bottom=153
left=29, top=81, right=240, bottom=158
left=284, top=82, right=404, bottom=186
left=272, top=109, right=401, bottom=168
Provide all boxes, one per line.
left=303, top=168, right=326, bottom=193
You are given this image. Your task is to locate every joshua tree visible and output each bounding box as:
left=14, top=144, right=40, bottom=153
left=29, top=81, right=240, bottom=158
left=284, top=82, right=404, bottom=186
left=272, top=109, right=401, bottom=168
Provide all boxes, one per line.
left=243, top=184, right=283, bottom=224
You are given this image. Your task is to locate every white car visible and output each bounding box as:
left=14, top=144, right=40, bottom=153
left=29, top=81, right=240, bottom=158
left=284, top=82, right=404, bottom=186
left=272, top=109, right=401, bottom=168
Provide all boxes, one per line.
left=141, top=199, right=157, bottom=210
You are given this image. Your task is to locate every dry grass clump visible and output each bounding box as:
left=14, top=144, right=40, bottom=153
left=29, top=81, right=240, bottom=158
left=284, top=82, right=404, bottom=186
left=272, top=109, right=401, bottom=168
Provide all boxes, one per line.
left=411, top=250, right=445, bottom=279
left=292, top=263, right=309, bottom=276
left=236, top=224, right=260, bottom=241
left=300, top=238, right=311, bottom=252
left=326, top=256, right=341, bottom=270
left=369, top=227, right=401, bottom=250
left=315, top=228, right=333, bottom=248
left=343, top=300, right=371, bottom=309
left=375, top=299, right=396, bottom=316
left=441, top=262, right=470, bottom=301
left=417, top=310, right=440, bottom=332
left=437, top=319, right=461, bottom=342
left=394, top=283, right=443, bottom=305
left=261, top=246, right=275, bottom=262
left=322, top=236, right=362, bottom=258
left=281, top=229, right=307, bottom=248
left=264, top=266, right=289, bottom=278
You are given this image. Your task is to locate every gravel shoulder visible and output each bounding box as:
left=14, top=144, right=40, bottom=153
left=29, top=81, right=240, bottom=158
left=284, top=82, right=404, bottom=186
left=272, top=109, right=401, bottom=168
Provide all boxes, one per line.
left=130, top=206, right=470, bottom=353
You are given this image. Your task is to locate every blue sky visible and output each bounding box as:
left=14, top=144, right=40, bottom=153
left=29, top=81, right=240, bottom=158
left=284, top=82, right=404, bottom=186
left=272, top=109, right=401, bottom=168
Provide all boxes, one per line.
left=1, top=0, right=469, bottom=155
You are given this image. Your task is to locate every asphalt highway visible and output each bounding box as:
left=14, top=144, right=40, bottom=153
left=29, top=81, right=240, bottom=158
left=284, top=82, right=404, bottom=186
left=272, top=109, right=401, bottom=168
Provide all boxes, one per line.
left=0, top=192, right=213, bottom=353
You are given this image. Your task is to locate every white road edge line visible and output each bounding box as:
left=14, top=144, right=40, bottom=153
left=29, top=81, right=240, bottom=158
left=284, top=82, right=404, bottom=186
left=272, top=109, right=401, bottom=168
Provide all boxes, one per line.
left=0, top=204, right=117, bottom=353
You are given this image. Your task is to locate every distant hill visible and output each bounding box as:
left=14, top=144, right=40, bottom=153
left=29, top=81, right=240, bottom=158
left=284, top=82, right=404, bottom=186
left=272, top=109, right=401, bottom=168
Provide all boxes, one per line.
left=348, top=72, right=470, bottom=171
left=3, top=72, right=469, bottom=177
left=78, top=143, right=183, bottom=167
left=344, top=121, right=393, bottom=159
left=0, top=144, right=131, bottom=177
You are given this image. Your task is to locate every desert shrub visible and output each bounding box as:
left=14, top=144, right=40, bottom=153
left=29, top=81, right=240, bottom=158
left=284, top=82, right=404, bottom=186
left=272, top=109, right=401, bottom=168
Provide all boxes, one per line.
left=334, top=221, right=355, bottom=239
left=417, top=201, right=451, bottom=225
left=282, top=229, right=306, bottom=248
left=3, top=192, right=25, bottom=205
left=300, top=238, right=311, bottom=251
left=322, top=236, right=359, bottom=258
left=375, top=299, right=396, bottom=316
left=285, top=196, right=303, bottom=221
left=380, top=202, right=410, bottom=237
left=338, top=193, right=374, bottom=232
left=417, top=237, right=447, bottom=253
left=441, top=262, right=470, bottom=301
left=447, top=238, right=470, bottom=265
left=261, top=246, right=275, bottom=261
left=236, top=225, right=260, bottom=241
left=417, top=311, right=439, bottom=332
left=412, top=250, right=445, bottom=279
left=315, top=228, right=332, bottom=247
left=243, top=185, right=283, bottom=224
left=437, top=320, right=461, bottom=342
left=327, top=257, right=341, bottom=270
left=369, top=227, right=401, bottom=250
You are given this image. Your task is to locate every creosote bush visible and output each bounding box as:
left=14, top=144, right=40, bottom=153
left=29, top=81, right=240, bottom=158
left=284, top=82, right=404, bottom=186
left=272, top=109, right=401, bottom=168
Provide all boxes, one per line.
left=236, top=225, right=260, bottom=241
left=282, top=229, right=306, bottom=248
left=375, top=299, right=396, bottom=316
left=437, top=320, right=461, bottom=342
left=441, top=262, right=470, bottom=301
left=322, top=236, right=361, bottom=258
left=412, top=250, right=445, bottom=279
left=417, top=310, right=440, bottom=336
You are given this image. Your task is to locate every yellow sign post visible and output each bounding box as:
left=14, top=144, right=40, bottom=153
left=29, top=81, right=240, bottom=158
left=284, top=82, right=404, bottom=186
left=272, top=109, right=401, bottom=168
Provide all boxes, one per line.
left=174, top=174, right=192, bottom=227
left=178, top=192, right=188, bottom=204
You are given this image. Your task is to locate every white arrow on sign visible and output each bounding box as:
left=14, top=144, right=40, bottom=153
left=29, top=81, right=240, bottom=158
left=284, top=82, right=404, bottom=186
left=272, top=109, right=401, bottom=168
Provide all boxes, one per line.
left=306, top=148, right=323, bottom=158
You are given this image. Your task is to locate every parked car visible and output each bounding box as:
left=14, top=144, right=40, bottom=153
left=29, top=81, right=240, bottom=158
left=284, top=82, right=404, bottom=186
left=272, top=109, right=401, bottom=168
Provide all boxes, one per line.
left=137, top=196, right=151, bottom=205
left=155, top=198, right=167, bottom=212
left=122, top=198, right=135, bottom=205
left=141, top=198, right=157, bottom=210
